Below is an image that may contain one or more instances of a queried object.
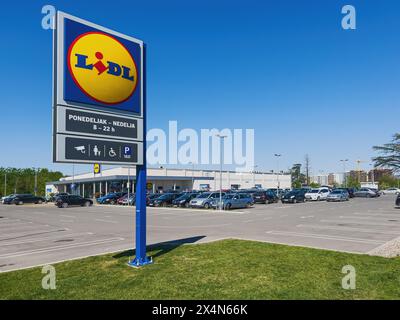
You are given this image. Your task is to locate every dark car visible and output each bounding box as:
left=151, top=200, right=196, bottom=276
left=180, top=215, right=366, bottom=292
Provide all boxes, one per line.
left=396, top=194, right=400, bottom=208
left=8, top=194, right=46, bottom=205
left=281, top=190, right=306, bottom=204
left=172, top=192, right=199, bottom=208
left=149, top=193, right=181, bottom=207
left=55, top=195, right=93, bottom=208
left=252, top=190, right=278, bottom=204
left=47, top=192, right=70, bottom=202
left=97, top=192, right=126, bottom=204
left=146, top=193, right=159, bottom=206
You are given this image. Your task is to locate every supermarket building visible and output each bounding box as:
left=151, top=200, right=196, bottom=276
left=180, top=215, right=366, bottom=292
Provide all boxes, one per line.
left=46, top=167, right=291, bottom=198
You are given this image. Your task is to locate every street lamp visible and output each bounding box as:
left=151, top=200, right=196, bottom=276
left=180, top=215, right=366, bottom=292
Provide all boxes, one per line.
left=189, top=162, right=195, bottom=191
left=274, top=154, right=282, bottom=189
left=369, top=163, right=375, bottom=186
left=34, top=168, right=38, bottom=196
left=216, top=134, right=227, bottom=211
left=4, top=172, right=6, bottom=197
left=253, top=165, right=258, bottom=188
left=127, top=166, right=131, bottom=206
left=340, top=159, right=349, bottom=187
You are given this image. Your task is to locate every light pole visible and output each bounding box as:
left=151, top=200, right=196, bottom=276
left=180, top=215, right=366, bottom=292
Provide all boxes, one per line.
left=34, top=168, right=38, bottom=196
left=127, top=166, right=131, bottom=206
left=72, top=164, right=75, bottom=195
left=274, top=154, right=282, bottom=190
left=189, top=162, right=195, bottom=191
left=216, top=134, right=227, bottom=210
left=253, top=165, right=258, bottom=188
left=340, top=159, right=348, bottom=187
left=369, top=163, right=375, bottom=186
left=4, top=173, right=6, bottom=197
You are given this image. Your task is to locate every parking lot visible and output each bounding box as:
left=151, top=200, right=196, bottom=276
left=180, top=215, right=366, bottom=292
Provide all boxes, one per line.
left=0, top=195, right=399, bottom=272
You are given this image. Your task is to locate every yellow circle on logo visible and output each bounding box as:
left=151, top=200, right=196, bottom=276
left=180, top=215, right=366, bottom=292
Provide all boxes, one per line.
left=68, top=32, right=138, bottom=105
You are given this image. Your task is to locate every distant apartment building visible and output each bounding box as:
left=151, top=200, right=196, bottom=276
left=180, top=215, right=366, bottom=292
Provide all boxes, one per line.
left=310, top=174, right=329, bottom=186
left=349, top=170, right=368, bottom=183
left=310, top=172, right=345, bottom=186
left=368, top=168, right=393, bottom=182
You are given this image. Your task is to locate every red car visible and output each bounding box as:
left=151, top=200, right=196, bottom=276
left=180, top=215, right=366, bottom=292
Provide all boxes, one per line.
left=117, top=194, right=128, bottom=205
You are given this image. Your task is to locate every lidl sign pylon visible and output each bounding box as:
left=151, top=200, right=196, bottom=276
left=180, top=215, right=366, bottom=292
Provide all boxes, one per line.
left=53, top=11, right=144, bottom=166
left=52, top=11, right=151, bottom=267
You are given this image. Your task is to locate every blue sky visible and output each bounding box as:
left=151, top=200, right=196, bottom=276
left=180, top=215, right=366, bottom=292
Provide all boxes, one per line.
left=0, top=0, right=399, bottom=176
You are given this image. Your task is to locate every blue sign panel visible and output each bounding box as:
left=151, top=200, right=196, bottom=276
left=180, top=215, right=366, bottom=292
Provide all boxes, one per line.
left=63, top=18, right=142, bottom=115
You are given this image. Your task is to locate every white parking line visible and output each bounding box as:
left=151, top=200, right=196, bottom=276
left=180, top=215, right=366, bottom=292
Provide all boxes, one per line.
left=94, top=219, right=118, bottom=224
left=321, top=219, right=400, bottom=227
left=296, top=224, right=400, bottom=235
left=0, top=221, right=33, bottom=228
left=148, top=223, right=232, bottom=229
left=265, top=230, right=385, bottom=244
left=60, top=214, right=76, bottom=219
left=339, top=215, right=400, bottom=222
left=0, top=232, right=94, bottom=247
left=0, top=237, right=125, bottom=259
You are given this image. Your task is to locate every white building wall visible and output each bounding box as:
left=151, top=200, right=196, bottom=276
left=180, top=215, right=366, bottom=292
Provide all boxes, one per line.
left=55, top=167, right=292, bottom=192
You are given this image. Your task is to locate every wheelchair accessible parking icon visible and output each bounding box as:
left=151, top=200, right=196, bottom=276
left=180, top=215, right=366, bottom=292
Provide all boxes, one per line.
left=109, top=147, right=117, bottom=158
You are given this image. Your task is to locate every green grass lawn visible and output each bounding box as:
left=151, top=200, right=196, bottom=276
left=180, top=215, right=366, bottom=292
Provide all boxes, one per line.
left=1, top=239, right=400, bottom=299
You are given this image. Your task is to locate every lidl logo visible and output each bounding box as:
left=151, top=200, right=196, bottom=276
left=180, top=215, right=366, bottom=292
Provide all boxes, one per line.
left=67, top=32, right=138, bottom=105
left=63, top=18, right=142, bottom=114
left=94, top=163, right=101, bottom=174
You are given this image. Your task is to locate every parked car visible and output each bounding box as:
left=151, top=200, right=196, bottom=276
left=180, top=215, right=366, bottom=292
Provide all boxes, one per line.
left=268, top=188, right=287, bottom=199
left=48, top=193, right=69, bottom=202
left=7, top=194, right=46, bottom=205
left=172, top=192, right=199, bottom=208
left=148, top=193, right=181, bottom=207
left=2, top=194, right=17, bottom=204
left=190, top=192, right=226, bottom=209
left=326, top=189, right=349, bottom=202
left=117, top=194, right=135, bottom=205
left=55, top=195, right=93, bottom=208
left=305, top=188, right=330, bottom=201
left=146, top=193, right=159, bottom=206
left=97, top=192, right=126, bottom=204
left=1, top=194, right=16, bottom=204
left=335, top=188, right=355, bottom=198
left=353, top=188, right=379, bottom=198
left=382, top=188, right=400, bottom=195
left=252, top=190, right=278, bottom=204
left=211, top=193, right=254, bottom=210
left=396, top=194, right=400, bottom=207
left=281, top=190, right=306, bottom=204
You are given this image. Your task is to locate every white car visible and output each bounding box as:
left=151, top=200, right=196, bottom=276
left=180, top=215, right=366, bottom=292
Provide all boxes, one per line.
left=381, top=188, right=400, bottom=195
left=305, top=188, right=330, bottom=201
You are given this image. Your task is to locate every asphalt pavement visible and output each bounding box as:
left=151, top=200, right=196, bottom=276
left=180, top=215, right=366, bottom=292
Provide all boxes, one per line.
left=0, top=195, right=399, bottom=272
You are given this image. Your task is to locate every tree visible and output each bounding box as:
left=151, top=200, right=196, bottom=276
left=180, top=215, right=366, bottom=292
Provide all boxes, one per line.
left=290, top=163, right=306, bottom=188
left=0, top=168, right=64, bottom=197
left=309, top=182, right=320, bottom=188
left=345, top=176, right=360, bottom=189
left=373, top=133, right=400, bottom=173
left=378, top=174, right=399, bottom=190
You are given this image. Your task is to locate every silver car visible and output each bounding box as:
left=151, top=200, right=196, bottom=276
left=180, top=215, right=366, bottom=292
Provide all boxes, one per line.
left=326, top=190, right=349, bottom=202
left=353, top=188, right=378, bottom=198
left=190, top=192, right=225, bottom=209
left=211, top=193, right=254, bottom=210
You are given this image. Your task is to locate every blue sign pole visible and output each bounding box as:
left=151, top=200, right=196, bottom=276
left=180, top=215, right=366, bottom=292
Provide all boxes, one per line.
left=128, top=44, right=152, bottom=267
